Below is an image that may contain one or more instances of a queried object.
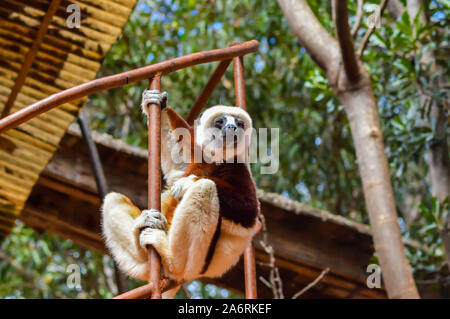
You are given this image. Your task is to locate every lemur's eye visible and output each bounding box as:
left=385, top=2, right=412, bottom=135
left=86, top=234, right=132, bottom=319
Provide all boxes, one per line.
left=214, top=117, right=224, bottom=128
left=236, top=119, right=245, bottom=129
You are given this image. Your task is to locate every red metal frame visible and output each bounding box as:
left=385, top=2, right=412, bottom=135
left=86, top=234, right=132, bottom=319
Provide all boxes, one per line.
left=0, top=41, right=259, bottom=299
left=147, top=75, right=163, bottom=299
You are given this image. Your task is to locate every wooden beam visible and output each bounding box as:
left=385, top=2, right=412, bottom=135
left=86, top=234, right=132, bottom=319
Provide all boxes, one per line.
left=1, top=0, right=62, bottom=118
left=21, top=179, right=385, bottom=299
left=20, top=129, right=387, bottom=299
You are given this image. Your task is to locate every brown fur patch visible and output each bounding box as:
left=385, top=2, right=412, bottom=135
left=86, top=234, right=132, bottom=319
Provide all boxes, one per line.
left=165, top=107, right=192, bottom=132
left=211, top=162, right=258, bottom=228
left=161, top=193, right=178, bottom=227
left=121, top=197, right=141, bottom=219
left=200, top=215, right=222, bottom=274
left=183, top=161, right=258, bottom=228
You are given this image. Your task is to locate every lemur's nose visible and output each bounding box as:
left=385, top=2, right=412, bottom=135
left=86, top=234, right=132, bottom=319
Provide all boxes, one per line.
left=223, top=124, right=237, bottom=132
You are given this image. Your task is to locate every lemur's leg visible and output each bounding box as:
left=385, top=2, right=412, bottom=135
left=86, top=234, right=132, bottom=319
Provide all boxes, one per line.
left=139, top=178, right=220, bottom=281
left=101, top=192, right=149, bottom=280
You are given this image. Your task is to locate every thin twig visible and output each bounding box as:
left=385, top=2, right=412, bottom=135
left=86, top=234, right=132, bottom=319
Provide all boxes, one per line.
left=357, top=0, right=388, bottom=56
left=259, top=276, right=272, bottom=289
left=292, top=267, right=330, bottom=299
left=102, top=255, right=118, bottom=295
left=0, top=248, right=33, bottom=281
left=333, top=0, right=360, bottom=82
left=351, top=0, right=364, bottom=37
left=258, top=213, right=284, bottom=299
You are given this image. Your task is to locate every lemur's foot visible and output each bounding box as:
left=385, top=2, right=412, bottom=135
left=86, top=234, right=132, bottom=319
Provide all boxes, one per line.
left=141, top=89, right=168, bottom=116
left=170, top=174, right=197, bottom=201
left=134, top=209, right=167, bottom=249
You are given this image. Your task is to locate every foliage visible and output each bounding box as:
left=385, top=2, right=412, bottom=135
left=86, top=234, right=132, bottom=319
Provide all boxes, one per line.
left=406, top=198, right=449, bottom=292
left=87, top=0, right=366, bottom=217
left=0, top=221, right=237, bottom=299
left=0, top=221, right=113, bottom=298
left=367, top=0, right=450, bottom=284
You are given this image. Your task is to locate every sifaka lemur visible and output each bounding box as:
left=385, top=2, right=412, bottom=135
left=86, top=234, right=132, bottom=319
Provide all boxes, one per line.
left=101, top=93, right=260, bottom=298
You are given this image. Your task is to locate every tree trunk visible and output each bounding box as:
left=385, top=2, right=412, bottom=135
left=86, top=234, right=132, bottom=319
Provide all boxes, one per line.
left=278, top=0, right=420, bottom=298
left=335, top=68, right=419, bottom=298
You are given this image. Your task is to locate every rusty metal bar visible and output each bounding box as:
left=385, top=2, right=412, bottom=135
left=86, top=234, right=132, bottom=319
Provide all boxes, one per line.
left=76, top=112, right=128, bottom=294
left=0, top=40, right=260, bottom=299
left=233, top=57, right=247, bottom=110
left=113, top=283, right=154, bottom=299
left=186, top=59, right=232, bottom=125
left=147, top=75, right=163, bottom=299
left=232, top=49, right=257, bottom=299
left=1, top=0, right=62, bottom=118
left=113, top=278, right=180, bottom=299
left=244, top=245, right=257, bottom=299
left=0, top=40, right=259, bottom=134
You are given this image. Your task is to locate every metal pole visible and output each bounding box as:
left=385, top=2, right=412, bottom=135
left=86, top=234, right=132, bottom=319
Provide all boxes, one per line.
left=0, top=41, right=259, bottom=134
left=114, top=278, right=180, bottom=299
left=147, top=75, right=163, bottom=299
left=232, top=51, right=258, bottom=299
left=186, top=59, right=232, bottom=125
left=233, top=56, right=247, bottom=110
left=76, top=112, right=128, bottom=294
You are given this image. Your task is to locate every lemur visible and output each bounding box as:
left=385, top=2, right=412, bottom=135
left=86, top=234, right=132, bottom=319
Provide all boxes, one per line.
left=102, top=92, right=260, bottom=298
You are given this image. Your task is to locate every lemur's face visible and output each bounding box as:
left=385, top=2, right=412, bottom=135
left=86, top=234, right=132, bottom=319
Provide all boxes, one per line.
left=195, top=106, right=252, bottom=163
left=211, top=115, right=246, bottom=145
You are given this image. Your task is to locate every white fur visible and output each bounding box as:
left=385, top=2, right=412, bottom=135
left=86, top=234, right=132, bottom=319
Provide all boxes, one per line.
left=101, top=193, right=149, bottom=281
left=170, top=174, right=197, bottom=201
left=102, top=182, right=257, bottom=286
left=101, top=105, right=258, bottom=298
left=195, top=106, right=253, bottom=164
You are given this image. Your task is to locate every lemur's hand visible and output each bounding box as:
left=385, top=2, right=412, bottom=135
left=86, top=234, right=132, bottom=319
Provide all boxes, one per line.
left=133, top=209, right=167, bottom=249
left=170, top=174, right=198, bottom=201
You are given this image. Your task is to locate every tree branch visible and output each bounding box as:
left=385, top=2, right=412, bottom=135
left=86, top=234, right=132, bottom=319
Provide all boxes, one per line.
left=0, top=248, right=42, bottom=291
left=351, top=0, right=364, bottom=38
left=333, top=0, right=360, bottom=82
left=277, top=0, right=339, bottom=73
left=258, top=213, right=284, bottom=299
left=0, top=248, right=33, bottom=281
left=387, top=0, right=404, bottom=20
left=357, top=0, right=388, bottom=56
left=292, top=267, right=330, bottom=299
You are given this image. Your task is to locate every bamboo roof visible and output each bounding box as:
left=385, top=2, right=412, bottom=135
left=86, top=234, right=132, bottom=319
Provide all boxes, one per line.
left=0, top=0, right=137, bottom=237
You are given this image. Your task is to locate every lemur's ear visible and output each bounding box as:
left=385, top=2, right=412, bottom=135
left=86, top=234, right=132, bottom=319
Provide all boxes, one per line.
left=164, top=107, right=192, bottom=131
